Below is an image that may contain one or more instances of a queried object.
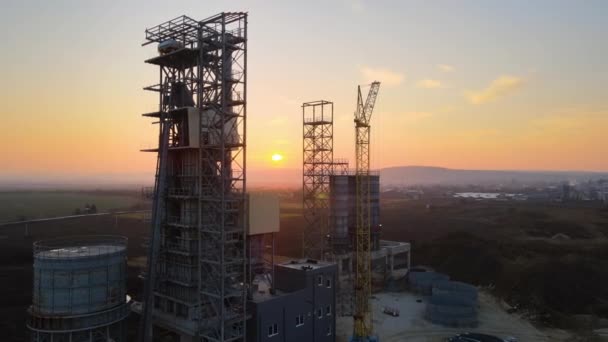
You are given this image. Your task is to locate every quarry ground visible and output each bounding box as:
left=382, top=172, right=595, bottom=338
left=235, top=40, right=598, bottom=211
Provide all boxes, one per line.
left=336, top=291, right=571, bottom=342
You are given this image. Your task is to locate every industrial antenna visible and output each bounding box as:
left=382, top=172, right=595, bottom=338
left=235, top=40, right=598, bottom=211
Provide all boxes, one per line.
left=302, top=100, right=334, bottom=259
left=352, top=81, right=380, bottom=342
left=139, top=12, right=248, bottom=342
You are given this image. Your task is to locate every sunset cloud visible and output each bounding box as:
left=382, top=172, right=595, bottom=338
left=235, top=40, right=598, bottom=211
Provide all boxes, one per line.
left=359, top=66, right=404, bottom=86
left=437, top=64, right=455, bottom=72
left=416, top=79, right=442, bottom=89
left=466, top=75, right=525, bottom=104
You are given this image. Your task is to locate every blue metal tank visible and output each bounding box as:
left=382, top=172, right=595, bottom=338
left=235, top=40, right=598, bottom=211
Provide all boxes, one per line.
left=28, top=235, right=129, bottom=342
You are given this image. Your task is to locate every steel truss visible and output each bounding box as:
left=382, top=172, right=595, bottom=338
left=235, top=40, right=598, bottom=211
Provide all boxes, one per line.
left=302, top=101, right=334, bottom=259
left=140, top=12, right=247, bottom=342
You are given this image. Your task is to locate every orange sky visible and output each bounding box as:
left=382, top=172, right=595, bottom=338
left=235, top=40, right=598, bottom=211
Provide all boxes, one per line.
left=1, top=1, right=607, bottom=186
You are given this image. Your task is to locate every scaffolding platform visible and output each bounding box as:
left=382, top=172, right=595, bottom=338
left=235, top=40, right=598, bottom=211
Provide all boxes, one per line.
left=145, top=48, right=200, bottom=69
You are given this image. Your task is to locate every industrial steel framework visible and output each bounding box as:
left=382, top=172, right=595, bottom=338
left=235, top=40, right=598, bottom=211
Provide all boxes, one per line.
left=332, top=158, right=350, bottom=175
left=139, top=12, right=248, bottom=342
left=302, top=100, right=334, bottom=259
left=352, top=82, right=380, bottom=342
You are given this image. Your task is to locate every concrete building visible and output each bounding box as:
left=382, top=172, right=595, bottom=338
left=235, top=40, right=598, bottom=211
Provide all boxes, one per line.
left=329, top=174, right=381, bottom=252
left=247, top=192, right=280, bottom=287
left=328, top=173, right=411, bottom=317
left=248, top=259, right=337, bottom=342
left=328, top=174, right=411, bottom=278
left=27, top=236, right=130, bottom=342
left=246, top=196, right=337, bottom=342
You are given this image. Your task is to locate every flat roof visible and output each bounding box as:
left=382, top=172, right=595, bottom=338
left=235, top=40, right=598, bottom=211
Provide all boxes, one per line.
left=278, top=258, right=334, bottom=271
left=250, top=277, right=289, bottom=303
left=36, top=245, right=125, bottom=259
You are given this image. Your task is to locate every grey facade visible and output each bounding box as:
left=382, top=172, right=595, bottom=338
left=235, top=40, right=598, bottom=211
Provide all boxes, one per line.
left=329, top=174, right=380, bottom=252
left=248, top=260, right=337, bottom=342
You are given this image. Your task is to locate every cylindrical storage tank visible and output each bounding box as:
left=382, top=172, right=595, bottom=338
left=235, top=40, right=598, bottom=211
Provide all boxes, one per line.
left=369, top=174, right=380, bottom=226
left=432, top=280, right=478, bottom=304
left=408, top=271, right=449, bottom=295
left=27, top=235, right=129, bottom=342
left=424, top=280, right=479, bottom=328
left=425, top=301, right=478, bottom=327
left=330, top=175, right=350, bottom=249
left=369, top=174, right=381, bottom=251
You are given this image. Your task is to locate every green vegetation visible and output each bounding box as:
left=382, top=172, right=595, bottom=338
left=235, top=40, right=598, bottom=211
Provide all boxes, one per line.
left=0, top=191, right=143, bottom=223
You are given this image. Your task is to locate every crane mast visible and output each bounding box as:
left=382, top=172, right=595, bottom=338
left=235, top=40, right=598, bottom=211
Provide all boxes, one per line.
left=352, top=81, right=380, bottom=342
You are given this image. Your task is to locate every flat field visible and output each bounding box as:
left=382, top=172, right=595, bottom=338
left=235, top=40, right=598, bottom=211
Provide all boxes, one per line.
left=0, top=191, right=144, bottom=223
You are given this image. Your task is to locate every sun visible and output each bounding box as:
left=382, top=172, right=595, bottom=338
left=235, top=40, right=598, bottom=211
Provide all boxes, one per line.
left=271, top=153, right=283, bottom=162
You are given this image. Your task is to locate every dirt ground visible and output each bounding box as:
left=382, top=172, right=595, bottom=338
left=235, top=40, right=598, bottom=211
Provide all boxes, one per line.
left=336, top=290, right=572, bottom=342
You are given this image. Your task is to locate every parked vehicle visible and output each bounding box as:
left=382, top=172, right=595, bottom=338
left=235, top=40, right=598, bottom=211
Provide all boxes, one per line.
left=382, top=306, right=400, bottom=317
left=447, top=332, right=515, bottom=342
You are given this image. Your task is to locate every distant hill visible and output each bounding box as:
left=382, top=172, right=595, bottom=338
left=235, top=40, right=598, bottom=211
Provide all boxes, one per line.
left=380, top=166, right=608, bottom=186
left=1, top=166, right=606, bottom=190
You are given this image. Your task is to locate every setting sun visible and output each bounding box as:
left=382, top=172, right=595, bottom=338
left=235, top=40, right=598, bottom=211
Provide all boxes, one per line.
left=271, top=153, right=284, bottom=162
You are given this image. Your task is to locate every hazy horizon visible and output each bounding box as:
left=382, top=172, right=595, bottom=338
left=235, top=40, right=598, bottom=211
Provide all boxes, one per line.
left=1, top=165, right=607, bottom=191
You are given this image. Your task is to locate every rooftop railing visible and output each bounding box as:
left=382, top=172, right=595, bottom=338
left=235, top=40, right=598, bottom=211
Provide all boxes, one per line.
left=34, top=235, right=127, bottom=259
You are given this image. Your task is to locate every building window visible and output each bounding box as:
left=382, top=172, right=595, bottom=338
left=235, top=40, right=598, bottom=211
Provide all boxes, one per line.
left=268, top=323, right=278, bottom=337
left=317, top=308, right=323, bottom=319
left=326, top=278, right=332, bottom=288
left=326, top=305, right=332, bottom=316
left=326, top=325, right=332, bottom=336
left=317, top=275, right=323, bottom=286
left=296, top=314, right=304, bottom=327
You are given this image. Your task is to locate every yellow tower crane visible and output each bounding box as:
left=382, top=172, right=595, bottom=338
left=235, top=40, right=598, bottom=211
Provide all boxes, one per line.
left=352, top=81, right=380, bottom=342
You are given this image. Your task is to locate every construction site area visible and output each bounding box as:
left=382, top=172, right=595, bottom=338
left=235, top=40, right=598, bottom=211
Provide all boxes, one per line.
left=4, top=9, right=605, bottom=342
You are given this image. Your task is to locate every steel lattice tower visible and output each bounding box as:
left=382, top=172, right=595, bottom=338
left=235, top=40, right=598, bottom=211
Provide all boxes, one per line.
left=139, top=12, right=248, bottom=342
left=302, top=101, right=334, bottom=259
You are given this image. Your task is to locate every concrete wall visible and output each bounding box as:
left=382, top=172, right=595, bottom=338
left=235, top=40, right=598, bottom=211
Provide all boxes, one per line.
left=249, top=261, right=337, bottom=342
left=329, top=175, right=380, bottom=252
left=248, top=193, right=280, bottom=235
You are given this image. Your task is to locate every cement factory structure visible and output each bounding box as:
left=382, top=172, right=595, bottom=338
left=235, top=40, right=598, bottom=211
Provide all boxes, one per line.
left=16, top=8, right=582, bottom=342
left=24, top=11, right=413, bottom=342
left=136, top=12, right=249, bottom=342
left=301, top=82, right=412, bottom=342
